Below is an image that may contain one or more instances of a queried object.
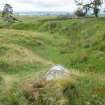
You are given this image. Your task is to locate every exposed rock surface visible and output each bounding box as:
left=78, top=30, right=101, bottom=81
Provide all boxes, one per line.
left=46, top=65, right=70, bottom=81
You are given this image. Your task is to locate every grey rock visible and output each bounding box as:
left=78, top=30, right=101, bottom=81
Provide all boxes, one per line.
left=46, top=65, right=70, bottom=81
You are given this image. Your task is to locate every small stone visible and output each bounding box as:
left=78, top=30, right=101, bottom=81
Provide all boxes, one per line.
left=46, top=65, right=70, bottom=81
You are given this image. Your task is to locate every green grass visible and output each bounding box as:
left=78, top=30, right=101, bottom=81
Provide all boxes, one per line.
left=7, top=17, right=105, bottom=73
left=0, top=16, right=105, bottom=105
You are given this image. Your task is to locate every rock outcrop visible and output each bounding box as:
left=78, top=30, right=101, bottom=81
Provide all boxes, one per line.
left=45, top=65, right=70, bottom=81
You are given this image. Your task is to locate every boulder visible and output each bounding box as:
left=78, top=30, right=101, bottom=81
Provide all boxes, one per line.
left=46, top=65, right=70, bottom=81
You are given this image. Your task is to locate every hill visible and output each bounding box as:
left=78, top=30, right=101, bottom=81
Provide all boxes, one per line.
left=0, top=16, right=105, bottom=105
left=8, top=17, right=105, bottom=72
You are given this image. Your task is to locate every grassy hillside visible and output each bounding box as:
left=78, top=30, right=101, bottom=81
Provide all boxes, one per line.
left=0, top=16, right=105, bottom=105
left=9, top=17, right=105, bottom=72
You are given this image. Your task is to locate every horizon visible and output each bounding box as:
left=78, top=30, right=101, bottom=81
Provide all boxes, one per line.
left=0, top=0, right=105, bottom=13
left=0, top=0, right=77, bottom=12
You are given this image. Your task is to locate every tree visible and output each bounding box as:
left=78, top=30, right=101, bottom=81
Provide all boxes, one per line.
left=75, top=8, right=86, bottom=17
left=2, top=4, right=18, bottom=22
left=92, top=0, right=102, bottom=17
left=75, top=0, right=104, bottom=17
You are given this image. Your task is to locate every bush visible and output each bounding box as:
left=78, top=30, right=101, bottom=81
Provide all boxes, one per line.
left=75, top=9, right=86, bottom=17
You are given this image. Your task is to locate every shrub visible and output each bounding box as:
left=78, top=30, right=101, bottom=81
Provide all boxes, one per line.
left=75, top=9, right=86, bottom=17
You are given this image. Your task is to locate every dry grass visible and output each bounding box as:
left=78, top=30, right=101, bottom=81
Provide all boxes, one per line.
left=0, top=44, right=53, bottom=65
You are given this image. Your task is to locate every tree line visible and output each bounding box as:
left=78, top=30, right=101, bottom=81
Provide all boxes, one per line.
left=75, top=0, right=105, bottom=17
left=0, top=0, right=105, bottom=22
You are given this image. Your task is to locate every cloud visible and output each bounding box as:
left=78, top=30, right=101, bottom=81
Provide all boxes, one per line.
left=0, top=0, right=77, bottom=12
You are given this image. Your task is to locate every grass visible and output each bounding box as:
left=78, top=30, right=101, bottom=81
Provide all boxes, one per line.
left=0, top=16, right=105, bottom=105
left=4, top=17, right=104, bottom=72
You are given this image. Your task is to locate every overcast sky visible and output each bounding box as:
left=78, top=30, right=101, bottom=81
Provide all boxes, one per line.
left=0, top=0, right=77, bottom=12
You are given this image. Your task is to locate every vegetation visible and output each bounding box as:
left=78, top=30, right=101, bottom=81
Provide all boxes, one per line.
left=0, top=16, right=105, bottom=105
left=75, top=0, right=104, bottom=17
left=75, top=8, right=86, bottom=17
left=2, top=4, right=18, bottom=23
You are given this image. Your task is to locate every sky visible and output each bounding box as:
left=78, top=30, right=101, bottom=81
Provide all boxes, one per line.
left=0, top=0, right=77, bottom=12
